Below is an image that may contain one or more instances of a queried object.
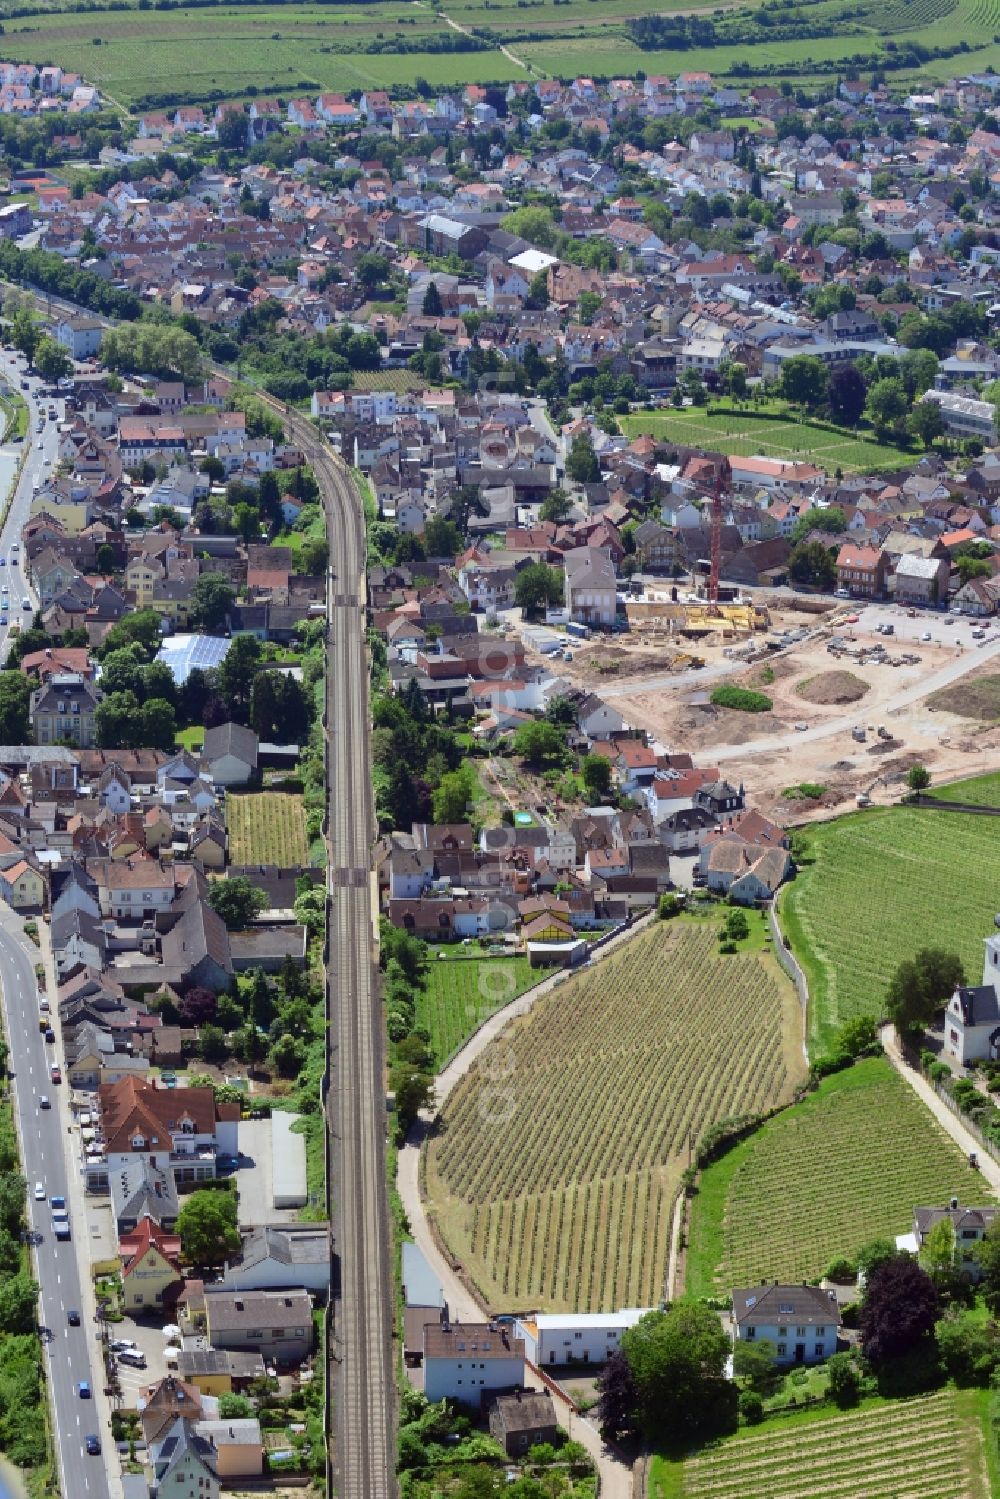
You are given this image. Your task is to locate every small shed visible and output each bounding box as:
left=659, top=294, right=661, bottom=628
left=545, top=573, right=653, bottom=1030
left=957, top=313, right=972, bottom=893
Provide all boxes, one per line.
left=488, top=1390, right=559, bottom=1456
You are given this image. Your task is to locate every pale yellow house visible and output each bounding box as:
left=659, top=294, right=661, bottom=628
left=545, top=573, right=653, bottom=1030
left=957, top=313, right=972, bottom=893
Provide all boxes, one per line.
left=0, top=860, right=45, bottom=911
left=119, top=1220, right=183, bottom=1316
left=194, top=1420, right=264, bottom=1478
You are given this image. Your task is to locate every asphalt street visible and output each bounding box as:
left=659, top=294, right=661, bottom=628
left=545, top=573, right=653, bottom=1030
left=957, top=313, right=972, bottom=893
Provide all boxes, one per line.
left=0, top=918, right=111, bottom=1498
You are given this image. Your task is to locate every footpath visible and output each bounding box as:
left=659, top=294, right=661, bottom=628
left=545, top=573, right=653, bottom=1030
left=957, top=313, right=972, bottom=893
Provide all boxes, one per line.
left=880, top=1024, right=1000, bottom=1194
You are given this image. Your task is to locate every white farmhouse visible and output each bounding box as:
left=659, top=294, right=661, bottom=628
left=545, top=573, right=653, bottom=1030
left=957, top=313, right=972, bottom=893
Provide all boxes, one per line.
left=515, top=1309, right=651, bottom=1367
left=731, top=1283, right=841, bottom=1365
left=944, top=934, right=1000, bottom=1065
left=422, top=1319, right=525, bottom=1405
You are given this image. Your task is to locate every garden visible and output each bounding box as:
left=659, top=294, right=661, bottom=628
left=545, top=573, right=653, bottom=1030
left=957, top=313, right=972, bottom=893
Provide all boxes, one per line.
left=226, top=790, right=310, bottom=867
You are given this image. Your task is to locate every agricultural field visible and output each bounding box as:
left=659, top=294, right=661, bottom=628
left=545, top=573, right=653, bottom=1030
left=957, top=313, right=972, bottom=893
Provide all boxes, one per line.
left=620, top=408, right=913, bottom=474
left=683, top=1058, right=975, bottom=1295
left=226, top=790, right=309, bottom=866
left=349, top=371, right=425, bottom=393
left=780, top=806, right=1000, bottom=1053
left=426, top=916, right=804, bottom=1312
left=925, top=769, right=1000, bottom=806
left=649, top=1389, right=991, bottom=1499
left=416, top=953, right=538, bottom=1065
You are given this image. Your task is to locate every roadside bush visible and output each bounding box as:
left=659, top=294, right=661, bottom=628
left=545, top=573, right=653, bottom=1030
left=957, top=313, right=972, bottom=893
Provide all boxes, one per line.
left=738, top=1389, right=764, bottom=1424
left=711, top=685, right=773, bottom=713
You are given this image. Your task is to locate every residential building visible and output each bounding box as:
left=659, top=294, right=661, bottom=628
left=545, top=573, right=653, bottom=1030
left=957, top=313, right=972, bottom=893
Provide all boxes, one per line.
left=196, top=1287, right=314, bottom=1364
left=731, top=1283, right=842, bottom=1364
left=119, top=1218, right=184, bottom=1315
left=488, top=1391, right=559, bottom=1456
left=891, top=553, right=950, bottom=605
left=835, top=543, right=888, bottom=598
left=149, top=1417, right=219, bottom=1499
left=563, top=547, right=617, bottom=627
left=423, top=1318, right=525, bottom=1405
left=515, top=1309, right=649, bottom=1367
left=30, top=672, right=102, bottom=747
left=944, top=934, right=1000, bottom=1064
left=202, top=721, right=259, bottom=786
left=911, top=1200, right=999, bottom=1282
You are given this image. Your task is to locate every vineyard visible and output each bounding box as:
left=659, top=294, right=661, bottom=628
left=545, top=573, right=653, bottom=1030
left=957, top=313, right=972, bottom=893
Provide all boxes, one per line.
left=684, top=1058, right=976, bottom=1294
left=925, top=771, right=1000, bottom=807
left=426, top=919, right=804, bottom=1312
left=417, top=954, right=538, bottom=1064
left=226, top=791, right=309, bottom=867
left=651, top=1389, right=990, bottom=1499
left=781, top=806, right=1000, bottom=1052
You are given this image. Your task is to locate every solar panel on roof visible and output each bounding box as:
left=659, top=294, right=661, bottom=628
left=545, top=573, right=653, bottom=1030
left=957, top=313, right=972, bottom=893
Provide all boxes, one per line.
left=155, top=633, right=233, bottom=684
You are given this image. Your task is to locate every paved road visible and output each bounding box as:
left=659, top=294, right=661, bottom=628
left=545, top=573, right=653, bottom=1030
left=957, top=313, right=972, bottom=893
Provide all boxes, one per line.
left=0, top=351, right=62, bottom=651
left=0, top=918, right=112, bottom=1498
left=273, top=406, right=394, bottom=1498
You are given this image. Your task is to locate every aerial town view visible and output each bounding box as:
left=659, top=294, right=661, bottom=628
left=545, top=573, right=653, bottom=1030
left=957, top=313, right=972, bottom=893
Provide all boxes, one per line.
left=4, top=4, right=1000, bottom=1498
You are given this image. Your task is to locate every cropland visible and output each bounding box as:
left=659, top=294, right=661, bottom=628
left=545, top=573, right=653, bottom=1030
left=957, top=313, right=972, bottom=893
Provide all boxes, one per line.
left=649, top=1389, right=991, bottom=1499
left=226, top=790, right=309, bottom=867
left=10, top=0, right=1000, bottom=108
left=684, top=1057, right=975, bottom=1295
left=426, top=915, right=804, bottom=1312
left=781, top=806, right=1000, bottom=1052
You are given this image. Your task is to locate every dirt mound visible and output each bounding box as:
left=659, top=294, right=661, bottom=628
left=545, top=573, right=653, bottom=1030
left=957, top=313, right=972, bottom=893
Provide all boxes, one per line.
left=927, top=674, right=1000, bottom=721
left=795, top=671, right=870, bottom=706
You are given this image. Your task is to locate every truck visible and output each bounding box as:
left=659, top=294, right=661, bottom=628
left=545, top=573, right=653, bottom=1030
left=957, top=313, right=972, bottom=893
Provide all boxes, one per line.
left=52, top=1212, right=70, bottom=1241
left=851, top=725, right=866, bottom=743
left=565, top=620, right=591, bottom=640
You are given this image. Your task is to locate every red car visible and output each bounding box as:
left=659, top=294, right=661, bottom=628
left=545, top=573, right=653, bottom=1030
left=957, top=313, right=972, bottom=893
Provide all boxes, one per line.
left=49, top=1064, right=61, bottom=1084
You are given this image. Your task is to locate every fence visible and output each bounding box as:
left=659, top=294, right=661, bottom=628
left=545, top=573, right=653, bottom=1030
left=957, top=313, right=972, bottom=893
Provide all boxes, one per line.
left=929, top=1077, right=1000, bottom=1167
left=768, top=898, right=809, bottom=1065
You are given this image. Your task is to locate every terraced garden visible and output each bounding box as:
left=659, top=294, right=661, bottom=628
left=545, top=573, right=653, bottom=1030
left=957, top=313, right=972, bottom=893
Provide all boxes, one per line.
left=684, top=1058, right=976, bottom=1294
left=226, top=790, right=309, bottom=867
left=780, top=806, right=1000, bottom=1052
left=426, top=916, right=804, bottom=1311
left=650, top=1389, right=991, bottom=1499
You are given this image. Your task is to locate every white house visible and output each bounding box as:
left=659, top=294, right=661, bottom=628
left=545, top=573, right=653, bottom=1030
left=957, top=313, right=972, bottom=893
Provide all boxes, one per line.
left=202, top=722, right=258, bottom=787
left=944, top=934, right=1000, bottom=1064
left=54, top=314, right=104, bottom=360
left=563, top=547, right=616, bottom=627
left=422, top=1319, right=525, bottom=1405
left=731, top=1283, right=841, bottom=1365
left=515, top=1309, right=650, bottom=1367
left=220, top=1226, right=330, bottom=1297
left=911, top=1200, right=999, bottom=1282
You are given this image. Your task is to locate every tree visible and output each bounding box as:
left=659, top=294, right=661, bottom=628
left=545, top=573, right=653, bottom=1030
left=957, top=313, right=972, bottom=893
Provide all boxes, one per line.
left=919, top=1217, right=957, bottom=1285
left=423, top=515, right=462, bottom=558
left=177, top=1189, right=240, bottom=1268
left=207, top=876, right=266, bottom=930
left=788, top=541, right=837, bottom=589
left=179, top=986, right=217, bottom=1027
left=856, top=1237, right=899, bottom=1284
left=582, top=753, right=612, bottom=800
left=356, top=253, right=390, bottom=291
left=827, top=1351, right=861, bottom=1407
left=908, top=400, right=943, bottom=450
left=191, top=573, right=235, bottom=633
left=0, top=674, right=30, bottom=743
left=566, top=433, right=601, bottom=485
left=96, top=543, right=115, bottom=577
left=596, top=1347, right=638, bottom=1440
left=431, top=766, right=475, bottom=825
left=906, top=764, right=930, bottom=792
left=539, top=490, right=573, bottom=525
left=621, top=1305, right=736, bottom=1441
left=99, top=609, right=163, bottom=658
left=141, top=697, right=177, bottom=751
left=217, top=634, right=262, bottom=717
left=514, top=562, right=563, bottom=616
left=9, top=306, right=38, bottom=365
left=885, top=947, right=963, bottom=1034
left=198, top=1023, right=228, bottom=1064
left=421, top=279, right=443, bottom=317
left=725, top=909, right=750, bottom=942
left=513, top=719, right=566, bottom=767
left=218, top=1393, right=255, bottom=1419
left=96, top=690, right=141, bottom=749
left=778, top=354, right=827, bottom=409
left=733, top=1338, right=779, bottom=1394
left=827, top=362, right=867, bottom=426
left=0, top=1272, right=37, bottom=1335
left=865, top=376, right=907, bottom=435
left=860, top=1255, right=939, bottom=1367
left=217, top=108, right=246, bottom=150
left=33, top=336, right=73, bottom=384
left=937, top=1315, right=1000, bottom=1386
left=526, top=269, right=550, bottom=310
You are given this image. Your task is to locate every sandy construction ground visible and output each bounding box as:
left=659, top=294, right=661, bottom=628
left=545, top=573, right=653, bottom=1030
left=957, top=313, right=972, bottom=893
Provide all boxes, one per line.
left=605, top=601, right=1000, bottom=822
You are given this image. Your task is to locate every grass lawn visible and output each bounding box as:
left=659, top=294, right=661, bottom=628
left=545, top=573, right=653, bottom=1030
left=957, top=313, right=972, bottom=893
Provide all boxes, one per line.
left=781, top=806, right=1000, bottom=1052
left=417, top=952, right=538, bottom=1065
left=620, top=406, right=914, bottom=472
left=226, top=791, right=309, bottom=867
left=649, top=1387, right=991, bottom=1499
left=684, top=1058, right=975, bottom=1295
left=173, top=725, right=205, bottom=752
left=925, top=769, right=1000, bottom=806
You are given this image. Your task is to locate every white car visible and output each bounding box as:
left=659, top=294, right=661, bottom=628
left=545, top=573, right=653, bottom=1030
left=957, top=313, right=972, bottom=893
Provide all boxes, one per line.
left=21, top=599, right=30, bottom=610
left=33, top=1182, right=44, bottom=1201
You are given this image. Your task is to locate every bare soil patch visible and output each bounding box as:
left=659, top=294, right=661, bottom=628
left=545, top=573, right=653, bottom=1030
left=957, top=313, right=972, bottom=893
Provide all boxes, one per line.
left=676, top=702, right=788, bottom=746
left=795, top=671, right=870, bottom=706
left=927, top=673, right=1000, bottom=721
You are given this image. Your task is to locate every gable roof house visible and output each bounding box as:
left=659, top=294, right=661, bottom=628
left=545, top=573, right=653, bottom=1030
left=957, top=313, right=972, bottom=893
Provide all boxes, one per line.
left=201, top=722, right=259, bottom=787
left=944, top=934, right=1000, bottom=1065
left=731, top=1283, right=842, bottom=1364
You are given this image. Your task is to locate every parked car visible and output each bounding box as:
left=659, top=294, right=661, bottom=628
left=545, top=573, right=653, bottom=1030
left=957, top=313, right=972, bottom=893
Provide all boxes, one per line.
left=117, top=1349, right=147, bottom=1369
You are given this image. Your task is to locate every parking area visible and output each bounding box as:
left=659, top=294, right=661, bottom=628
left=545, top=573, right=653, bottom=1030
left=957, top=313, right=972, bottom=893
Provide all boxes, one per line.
left=852, top=601, right=998, bottom=649
left=106, top=1316, right=173, bottom=1406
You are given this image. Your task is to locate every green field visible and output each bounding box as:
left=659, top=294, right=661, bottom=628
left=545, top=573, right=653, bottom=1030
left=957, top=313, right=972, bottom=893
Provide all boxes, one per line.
left=226, top=790, right=309, bottom=866
left=684, top=1057, right=977, bottom=1295
left=925, top=769, right=1000, bottom=807
left=416, top=953, right=538, bottom=1064
left=620, top=408, right=913, bottom=474
left=781, top=806, right=1000, bottom=1052
left=10, top=0, right=1000, bottom=105
left=650, top=1388, right=991, bottom=1499
left=427, top=916, right=804, bottom=1311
